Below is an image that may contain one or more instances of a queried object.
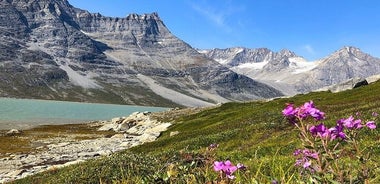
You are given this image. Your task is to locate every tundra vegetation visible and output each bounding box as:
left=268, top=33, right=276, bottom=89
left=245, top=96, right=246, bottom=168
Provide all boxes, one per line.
left=10, top=81, right=380, bottom=183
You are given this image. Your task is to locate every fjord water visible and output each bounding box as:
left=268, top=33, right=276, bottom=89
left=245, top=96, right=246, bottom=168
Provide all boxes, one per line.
left=0, top=98, right=168, bottom=130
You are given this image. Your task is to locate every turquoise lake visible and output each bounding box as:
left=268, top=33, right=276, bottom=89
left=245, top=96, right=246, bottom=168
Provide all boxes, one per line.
left=0, top=98, right=168, bottom=130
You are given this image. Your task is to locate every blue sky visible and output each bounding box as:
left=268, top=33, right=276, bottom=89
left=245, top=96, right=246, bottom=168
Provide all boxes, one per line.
left=68, top=0, right=380, bottom=61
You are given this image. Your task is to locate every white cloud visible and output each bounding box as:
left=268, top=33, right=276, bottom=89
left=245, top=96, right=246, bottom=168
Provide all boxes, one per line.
left=189, top=2, right=245, bottom=33
left=191, top=4, right=226, bottom=27
left=303, top=44, right=316, bottom=55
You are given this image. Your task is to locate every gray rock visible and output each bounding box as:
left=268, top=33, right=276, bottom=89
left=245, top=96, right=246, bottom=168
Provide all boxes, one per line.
left=115, top=120, right=136, bottom=132
left=8, top=169, right=26, bottom=177
left=138, top=132, right=161, bottom=143
left=5, top=129, right=23, bottom=136
left=98, top=123, right=118, bottom=131
left=111, top=117, right=124, bottom=124
left=110, top=134, right=125, bottom=139
left=319, top=77, right=368, bottom=93
left=170, top=131, right=180, bottom=137
left=78, top=152, right=100, bottom=158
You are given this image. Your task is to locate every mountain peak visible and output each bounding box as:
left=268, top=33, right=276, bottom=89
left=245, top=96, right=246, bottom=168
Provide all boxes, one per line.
left=332, top=46, right=363, bottom=57
left=277, top=49, right=297, bottom=58
left=126, top=12, right=161, bottom=21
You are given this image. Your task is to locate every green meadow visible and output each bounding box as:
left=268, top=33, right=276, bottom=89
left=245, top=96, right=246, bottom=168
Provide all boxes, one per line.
left=12, top=81, right=380, bottom=183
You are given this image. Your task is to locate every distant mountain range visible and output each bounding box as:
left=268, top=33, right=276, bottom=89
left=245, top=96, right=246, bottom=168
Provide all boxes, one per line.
left=0, top=0, right=379, bottom=107
left=200, top=46, right=380, bottom=95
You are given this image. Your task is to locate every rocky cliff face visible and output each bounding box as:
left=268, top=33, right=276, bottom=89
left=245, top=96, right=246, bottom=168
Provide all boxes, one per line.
left=0, top=0, right=283, bottom=107
left=202, top=46, right=380, bottom=95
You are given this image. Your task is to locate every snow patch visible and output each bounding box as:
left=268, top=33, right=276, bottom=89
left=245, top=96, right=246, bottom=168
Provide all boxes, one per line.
left=236, top=61, right=268, bottom=70
left=80, top=30, right=90, bottom=35
left=233, top=47, right=244, bottom=55
left=215, top=58, right=229, bottom=64
left=289, top=57, right=318, bottom=74
left=197, top=49, right=209, bottom=54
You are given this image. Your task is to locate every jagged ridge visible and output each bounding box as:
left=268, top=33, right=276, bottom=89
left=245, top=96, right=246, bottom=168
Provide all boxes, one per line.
left=0, top=0, right=283, bottom=107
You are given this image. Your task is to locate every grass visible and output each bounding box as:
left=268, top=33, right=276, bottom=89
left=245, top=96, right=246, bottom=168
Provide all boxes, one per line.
left=9, top=81, right=380, bottom=183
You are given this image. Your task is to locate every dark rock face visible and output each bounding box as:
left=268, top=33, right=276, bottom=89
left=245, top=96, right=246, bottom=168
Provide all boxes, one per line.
left=0, top=0, right=283, bottom=106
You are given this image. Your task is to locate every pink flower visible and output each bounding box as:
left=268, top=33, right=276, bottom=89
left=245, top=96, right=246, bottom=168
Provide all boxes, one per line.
left=329, top=124, right=346, bottom=140
left=310, top=123, right=330, bottom=139
left=214, top=161, right=224, bottom=171
left=236, top=163, right=246, bottom=170
left=293, top=149, right=301, bottom=156
left=294, top=148, right=318, bottom=170
left=366, top=121, right=376, bottom=129
left=303, top=160, right=311, bottom=168
left=283, top=101, right=325, bottom=124
left=302, top=101, right=325, bottom=121
left=338, top=116, right=363, bottom=129
left=282, top=103, right=299, bottom=124
left=302, top=149, right=319, bottom=159
left=213, top=160, right=242, bottom=180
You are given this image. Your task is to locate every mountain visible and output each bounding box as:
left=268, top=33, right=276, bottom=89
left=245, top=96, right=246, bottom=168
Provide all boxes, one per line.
left=201, top=46, right=380, bottom=95
left=296, top=47, right=380, bottom=92
left=0, top=0, right=283, bottom=107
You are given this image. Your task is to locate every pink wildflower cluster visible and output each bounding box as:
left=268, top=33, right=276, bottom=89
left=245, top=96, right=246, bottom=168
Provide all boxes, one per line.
left=337, top=116, right=376, bottom=130
left=309, top=115, right=377, bottom=140
left=214, top=160, right=245, bottom=179
left=293, top=149, right=319, bottom=169
left=282, top=101, right=325, bottom=124
left=283, top=101, right=378, bottom=173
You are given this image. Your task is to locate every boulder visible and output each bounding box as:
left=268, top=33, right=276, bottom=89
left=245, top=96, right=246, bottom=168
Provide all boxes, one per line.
left=98, top=123, right=118, bottom=131
left=5, top=129, right=23, bottom=136
left=8, top=169, right=26, bottom=177
left=110, top=134, right=125, bottom=139
left=353, top=79, right=368, bottom=88
left=327, top=77, right=368, bottom=93
left=138, top=132, right=161, bottom=143
left=111, top=117, right=124, bottom=124
left=170, top=131, right=180, bottom=137
left=145, top=123, right=172, bottom=134
left=115, top=119, right=136, bottom=132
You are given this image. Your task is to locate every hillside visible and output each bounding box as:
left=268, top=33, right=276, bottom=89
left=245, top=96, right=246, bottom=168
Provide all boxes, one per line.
left=12, top=80, right=380, bottom=183
left=0, top=0, right=282, bottom=107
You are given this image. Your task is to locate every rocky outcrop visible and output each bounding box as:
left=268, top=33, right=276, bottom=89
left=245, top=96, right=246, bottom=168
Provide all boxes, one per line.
left=0, top=112, right=171, bottom=183
left=5, top=129, right=23, bottom=136
left=316, top=77, right=369, bottom=93
left=366, top=74, right=380, bottom=84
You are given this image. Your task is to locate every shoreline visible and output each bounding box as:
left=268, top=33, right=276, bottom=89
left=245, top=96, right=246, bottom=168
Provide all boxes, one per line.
left=0, top=111, right=172, bottom=183
left=0, top=98, right=170, bottom=132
